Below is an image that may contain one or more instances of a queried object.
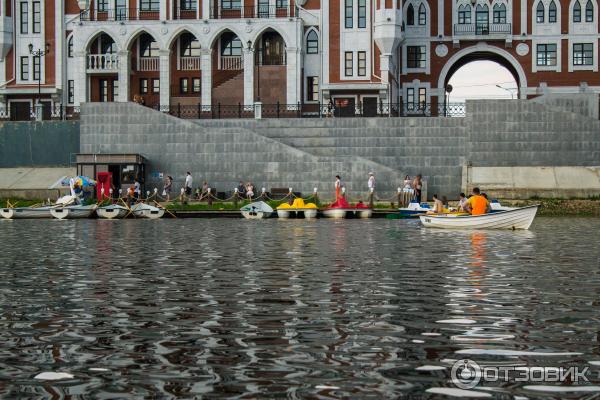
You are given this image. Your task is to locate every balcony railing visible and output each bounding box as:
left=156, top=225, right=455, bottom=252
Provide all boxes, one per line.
left=174, top=6, right=198, bottom=19
left=220, top=56, right=243, bottom=70
left=210, top=5, right=293, bottom=19
left=80, top=8, right=160, bottom=21
left=87, top=54, right=119, bottom=72
left=453, top=23, right=512, bottom=36
left=138, top=57, right=160, bottom=72
left=179, top=56, right=201, bottom=71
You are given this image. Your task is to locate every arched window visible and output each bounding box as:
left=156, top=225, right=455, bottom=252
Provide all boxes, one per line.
left=68, top=36, right=73, bottom=58
left=407, top=4, right=415, bottom=25
left=418, top=3, right=427, bottom=25
left=306, top=30, right=318, bottom=54
left=549, top=1, right=558, bottom=22
left=536, top=2, right=545, bottom=23
left=458, top=5, right=471, bottom=24
left=180, top=34, right=201, bottom=57
left=573, top=0, right=582, bottom=22
left=586, top=0, right=594, bottom=21
left=221, top=36, right=242, bottom=56
left=476, top=4, right=489, bottom=32
left=493, top=3, right=506, bottom=24
left=139, top=34, right=158, bottom=57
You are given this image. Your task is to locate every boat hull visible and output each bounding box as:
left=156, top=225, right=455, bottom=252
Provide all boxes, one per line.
left=322, top=209, right=348, bottom=219
left=97, top=205, right=129, bottom=219
left=419, top=205, right=539, bottom=230
left=241, top=202, right=273, bottom=219
left=355, top=209, right=373, bottom=219
left=51, top=205, right=98, bottom=220
left=132, top=204, right=165, bottom=219
left=1, top=207, right=54, bottom=219
left=277, top=208, right=317, bottom=219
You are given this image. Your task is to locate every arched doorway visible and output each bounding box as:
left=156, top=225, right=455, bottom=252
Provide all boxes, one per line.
left=437, top=44, right=527, bottom=102
left=447, top=60, right=518, bottom=102
left=211, top=30, right=244, bottom=106
left=86, top=33, right=119, bottom=103
left=170, top=31, right=202, bottom=107
left=128, top=32, right=160, bottom=106
left=253, top=29, right=287, bottom=104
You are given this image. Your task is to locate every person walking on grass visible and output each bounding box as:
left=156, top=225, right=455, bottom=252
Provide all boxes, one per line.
left=184, top=172, right=193, bottom=197
left=163, top=175, right=173, bottom=202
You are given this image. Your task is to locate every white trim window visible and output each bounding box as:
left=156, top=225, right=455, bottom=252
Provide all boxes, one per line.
left=407, top=46, right=426, bottom=68
left=536, top=43, right=557, bottom=66
left=458, top=4, right=472, bottom=24
left=493, top=3, right=506, bottom=23
left=68, top=80, right=75, bottom=104
left=306, top=30, right=318, bottom=54
left=573, top=0, right=582, bottom=22
left=549, top=1, right=558, bottom=22
left=573, top=42, right=593, bottom=65
left=536, top=1, right=545, bottom=23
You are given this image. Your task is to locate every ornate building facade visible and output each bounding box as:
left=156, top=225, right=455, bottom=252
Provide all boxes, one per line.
left=0, top=0, right=598, bottom=119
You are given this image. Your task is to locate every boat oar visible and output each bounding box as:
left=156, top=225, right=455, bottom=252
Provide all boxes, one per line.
left=152, top=200, right=176, bottom=218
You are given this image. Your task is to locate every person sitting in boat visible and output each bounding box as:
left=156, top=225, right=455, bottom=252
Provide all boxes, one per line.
left=427, top=194, right=445, bottom=214
left=458, top=193, right=468, bottom=212
left=464, top=187, right=491, bottom=216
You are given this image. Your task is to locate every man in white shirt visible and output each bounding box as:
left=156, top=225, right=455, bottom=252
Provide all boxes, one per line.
left=367, top=172, right=375, bottom=191
left=185, top=172, right=193, bottom=196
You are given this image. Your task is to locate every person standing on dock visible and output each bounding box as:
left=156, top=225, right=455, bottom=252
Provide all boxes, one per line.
left=413, top=175, right=423, bottom=203
left=367, top=172, right=376, bottom=204
left=163, top=176, right=173, bottom=202
left=335, top=175, right=342, bottom=199
left=184, top=172, right=193, bottom=197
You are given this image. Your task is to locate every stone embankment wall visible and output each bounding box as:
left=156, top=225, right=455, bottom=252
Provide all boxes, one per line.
left=77, top=94, right=600, bottom=200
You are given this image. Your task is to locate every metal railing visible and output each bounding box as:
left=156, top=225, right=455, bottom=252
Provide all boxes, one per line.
left=80, top=7, right=160, bottom=21
left=453, top=22, right=512, bottom=35
left=151, top=102, right=466, bottom=119
left=210, top=5, right=294, bottom=19
left=87, top=54, right=119, bottom=72
left=0, top=105, right=81, bottom=121
left=173, top=6, right=198, bottom=19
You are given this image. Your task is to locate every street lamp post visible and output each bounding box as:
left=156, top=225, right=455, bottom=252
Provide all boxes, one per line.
left=29, top=43, right=51, bottom=121
left=495, top=84, right=515, bottom=100
left=247, top=40, right=260, bottom=101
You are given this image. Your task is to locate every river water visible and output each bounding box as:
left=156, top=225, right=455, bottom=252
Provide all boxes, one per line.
left=0, top=217, right=599, bottom=398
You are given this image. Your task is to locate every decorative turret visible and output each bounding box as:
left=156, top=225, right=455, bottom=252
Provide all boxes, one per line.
left=373, top=2, right=403, bottom=85
left=373, top=3, right=403, bottom=56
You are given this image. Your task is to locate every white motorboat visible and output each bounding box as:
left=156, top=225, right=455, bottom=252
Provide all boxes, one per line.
left=131, top=203, right=165, bottom=219
left=1, top=206, right=55, bottom=219
left=241, top=201, right=273, bottom=219
left=97, top=204, right=129, bottom=219
left=51, top=204, right=98, bottom=220
left=419, top=205, right=539, bottom=230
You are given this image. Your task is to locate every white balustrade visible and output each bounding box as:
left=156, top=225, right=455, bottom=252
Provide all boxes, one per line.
left=220, top=56, right=243, bottom=70
left=138, top=57, right=160, bottom=71
left=179, top=56, right=201, bottom=71
left=87, top=53, right=119, bottom=72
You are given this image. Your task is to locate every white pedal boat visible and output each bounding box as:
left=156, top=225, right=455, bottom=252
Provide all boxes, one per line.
left=1, top=206, right=55, bottom=219
left=97, top=204, right=129, bottom=219
left=322, top=208, right=349, bottom=219
left=419, top=205, right=539, bottom=230
left=353, top=208, right=373, bottom=219
left=131, top=203, right=165, bottom=219
left=241, top=201, right=273, bottom=219
left=51, top=204, right=98, bottom=220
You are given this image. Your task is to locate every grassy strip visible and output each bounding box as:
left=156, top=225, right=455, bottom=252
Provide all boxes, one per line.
left=503, top=199, right=600, bottom=217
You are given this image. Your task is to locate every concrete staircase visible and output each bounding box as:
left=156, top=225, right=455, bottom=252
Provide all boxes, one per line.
left=212, top=70, right=244, bottom=105
left=80, top=103, right=406, bottom=198
left=191, top=118, right=467, bottom=198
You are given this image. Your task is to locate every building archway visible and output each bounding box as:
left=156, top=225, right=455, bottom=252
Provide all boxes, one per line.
left=211, top=30, right=244, bottom=106
left=437, top=44, right=528, bottom=100
left=128, top=31, right=160, bottom=106
left=86, top=33, right=119, bottom=103
left=253, top=29, right=287, bottom=104
left=169, top=31, right=202, bottom=107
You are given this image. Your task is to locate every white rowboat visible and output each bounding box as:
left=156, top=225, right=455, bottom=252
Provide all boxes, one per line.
left=131, top=203, right=165, bottom=219
left=419, top=205, right=539, bottom=230
left=241, top=201, right=273, bottom=219
left=1, top=206, right=55, bottom=219
left=51, top=204, right=99, bottom=220
left=97, top=204, right=129, bottom=219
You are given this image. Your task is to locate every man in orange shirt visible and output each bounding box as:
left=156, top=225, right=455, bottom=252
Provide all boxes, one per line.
left=464, top=187, right=490, bottom=216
